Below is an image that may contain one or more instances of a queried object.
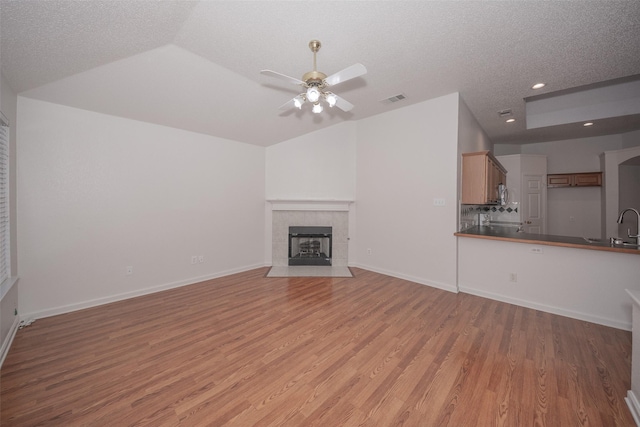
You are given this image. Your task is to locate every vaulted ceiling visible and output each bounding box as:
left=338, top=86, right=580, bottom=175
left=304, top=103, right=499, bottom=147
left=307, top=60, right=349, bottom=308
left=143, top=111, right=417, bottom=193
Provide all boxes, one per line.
left=2, top=1, right=639, bottom=146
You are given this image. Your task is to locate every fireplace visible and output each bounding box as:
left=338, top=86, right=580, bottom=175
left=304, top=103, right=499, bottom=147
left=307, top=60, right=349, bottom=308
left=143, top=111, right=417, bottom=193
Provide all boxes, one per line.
left=288, top=226, right=332, bottom=266
left=268, top=201, right=351, bottom=267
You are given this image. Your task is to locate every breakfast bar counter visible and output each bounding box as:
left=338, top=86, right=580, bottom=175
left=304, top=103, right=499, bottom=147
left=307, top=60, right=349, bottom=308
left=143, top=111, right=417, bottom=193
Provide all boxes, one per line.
left=455, top=225, right=640, bottom=255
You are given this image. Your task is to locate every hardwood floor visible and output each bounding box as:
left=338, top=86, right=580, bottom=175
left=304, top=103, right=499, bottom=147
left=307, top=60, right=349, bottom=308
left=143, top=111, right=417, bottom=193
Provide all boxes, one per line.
left=1, top=267, right=634, bottom=426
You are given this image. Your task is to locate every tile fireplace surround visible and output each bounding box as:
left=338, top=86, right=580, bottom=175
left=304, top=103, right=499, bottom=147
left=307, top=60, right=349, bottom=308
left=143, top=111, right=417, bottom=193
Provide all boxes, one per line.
left=267, top=200, right=353, bottom=267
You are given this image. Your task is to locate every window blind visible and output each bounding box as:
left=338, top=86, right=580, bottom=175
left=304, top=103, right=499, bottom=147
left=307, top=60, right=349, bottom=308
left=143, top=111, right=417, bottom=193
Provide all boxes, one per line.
left=0, top=115, right=10, bottom=286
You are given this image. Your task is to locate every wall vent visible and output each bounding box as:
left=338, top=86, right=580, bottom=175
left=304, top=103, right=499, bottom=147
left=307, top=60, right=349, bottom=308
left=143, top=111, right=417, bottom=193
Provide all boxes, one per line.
left=381, top=93, right=407, bottom=104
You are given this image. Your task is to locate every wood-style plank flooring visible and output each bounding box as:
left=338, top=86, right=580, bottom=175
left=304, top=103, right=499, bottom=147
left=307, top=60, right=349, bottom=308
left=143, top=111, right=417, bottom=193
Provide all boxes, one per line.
left=1, top=268, right=634, bottom=426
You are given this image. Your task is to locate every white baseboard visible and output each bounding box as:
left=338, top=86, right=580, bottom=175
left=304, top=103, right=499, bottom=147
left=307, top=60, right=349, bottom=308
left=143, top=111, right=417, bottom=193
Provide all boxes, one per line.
left=349, top=263, right=458, bottom=293
left=21, top=263, right=266, bottom=322
left=0, top=315, right=21, bottom=369
left=627, top=390, right=640, bottom=426
left=343, top=265, right=630, bottom=330
left=460, top=284, right=631, bottom=331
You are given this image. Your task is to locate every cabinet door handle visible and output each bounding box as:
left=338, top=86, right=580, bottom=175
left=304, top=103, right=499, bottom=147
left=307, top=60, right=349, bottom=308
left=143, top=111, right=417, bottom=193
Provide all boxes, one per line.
left=525, top=220, right=532, bottom=224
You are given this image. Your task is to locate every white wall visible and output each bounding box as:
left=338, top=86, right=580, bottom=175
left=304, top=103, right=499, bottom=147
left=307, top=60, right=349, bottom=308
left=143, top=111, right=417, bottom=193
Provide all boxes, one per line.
left=602, top=146, right=640, bottom=239
left=619, top=164, right=640, bottom=219
left=618, top=131, right=640, bottom=237
left=17, top=98, right=265, bottom=318
left=494, top=144, right=521, bottom=156
left=622, top=129, right=640, bottom=148
left=520, top=134, right=625, bottom=172
left=496, top=155, right=521, bottom=198
left=12, top=89, right=639, bottom=338
left=547, top=186, right=602, bottom=237
left=265, top=122, right=357, bottom=200
left=457, top=97, right=492, bottom=153
left=354, top=93, right=459, bottom=292
left=459, top=237, right=640, bottom=330
left=458, top=99, right=497, bottom=230
left=458, top=95, right=492, bottom=226
left=264, top=122, right=357, bottom=264
left=515, top=135, right=631, bottom=237
left=619, top=129, right=640, bottom=238
left=497, top=133, right=640, bottom=238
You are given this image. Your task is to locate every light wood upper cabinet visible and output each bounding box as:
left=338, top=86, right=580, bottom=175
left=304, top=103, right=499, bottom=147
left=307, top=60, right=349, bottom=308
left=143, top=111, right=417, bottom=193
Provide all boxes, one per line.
left=547, top=174, right=573, bottom=187
left=573, top=172, right=602, bottom=186
left=547, top=172, right=602, bottom=188
left=461, top=151, right=507, bottom=205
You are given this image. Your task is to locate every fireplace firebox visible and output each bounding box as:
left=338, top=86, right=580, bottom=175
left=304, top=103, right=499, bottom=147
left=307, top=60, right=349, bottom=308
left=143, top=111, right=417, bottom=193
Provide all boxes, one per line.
left=288, top=226, right=332, bottom=266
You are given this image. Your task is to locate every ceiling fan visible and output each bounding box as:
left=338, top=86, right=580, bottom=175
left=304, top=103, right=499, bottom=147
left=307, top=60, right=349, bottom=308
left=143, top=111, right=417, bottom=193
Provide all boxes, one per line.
left=261, top=40, right=367, bottom=114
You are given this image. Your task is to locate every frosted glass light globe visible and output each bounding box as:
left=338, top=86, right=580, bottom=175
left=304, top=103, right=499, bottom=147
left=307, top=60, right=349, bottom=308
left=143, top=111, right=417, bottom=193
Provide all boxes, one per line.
left=326, top=93, right=337, bottom=107
left=306, top=86, right=320, bottom=103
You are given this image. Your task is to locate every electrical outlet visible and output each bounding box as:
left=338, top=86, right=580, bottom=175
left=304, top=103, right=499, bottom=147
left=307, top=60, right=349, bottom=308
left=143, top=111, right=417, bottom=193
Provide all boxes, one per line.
left=530, top=247, right=543, bottom=254
left=126, top=266, right=133, bottom=275
left=191, top=256, right=198, bottom=265
left=433, top=198, right=446, bottom=206
left=367, top=248, right=372, bottom=255
left=509, top=273, right=517, bottom=283
left=198, top=255, right=204, bottom=263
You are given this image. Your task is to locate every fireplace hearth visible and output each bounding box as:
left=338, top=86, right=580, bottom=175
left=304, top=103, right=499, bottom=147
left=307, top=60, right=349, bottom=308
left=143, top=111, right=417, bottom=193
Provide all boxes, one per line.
left=288, top=226, right=332, bottom=266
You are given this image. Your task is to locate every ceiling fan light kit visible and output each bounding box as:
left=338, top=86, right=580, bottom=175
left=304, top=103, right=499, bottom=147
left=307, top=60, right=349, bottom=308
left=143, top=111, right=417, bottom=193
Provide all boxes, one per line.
left=261, top=40, right=367, bottom=114
left=306, top=86, right=321, bottom=103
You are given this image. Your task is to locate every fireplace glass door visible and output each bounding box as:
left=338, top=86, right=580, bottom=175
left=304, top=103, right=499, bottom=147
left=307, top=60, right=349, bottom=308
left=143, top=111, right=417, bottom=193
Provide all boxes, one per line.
left=288, top=226, right=332, bottom=266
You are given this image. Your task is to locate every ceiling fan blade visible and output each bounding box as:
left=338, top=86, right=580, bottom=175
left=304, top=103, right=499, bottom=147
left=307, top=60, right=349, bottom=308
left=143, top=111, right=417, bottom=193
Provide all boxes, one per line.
left=261, top=70, right=304, bottom=85
left=278, top=97, right=299, bottom=111
left=324, top=63, right=367, bottom=87
left=333, top=95, right=355, bottom=112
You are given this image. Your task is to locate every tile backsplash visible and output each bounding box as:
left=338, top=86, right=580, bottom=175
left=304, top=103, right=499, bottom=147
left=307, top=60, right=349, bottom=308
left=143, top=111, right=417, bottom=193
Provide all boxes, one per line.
left=460, top=203, right=521, bottom=230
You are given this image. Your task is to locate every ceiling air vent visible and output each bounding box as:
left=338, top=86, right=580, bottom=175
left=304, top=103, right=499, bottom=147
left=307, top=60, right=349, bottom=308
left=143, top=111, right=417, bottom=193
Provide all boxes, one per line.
left=498, top=109, right=513, bottom=118
left=381, top=93, right=407, bottom=104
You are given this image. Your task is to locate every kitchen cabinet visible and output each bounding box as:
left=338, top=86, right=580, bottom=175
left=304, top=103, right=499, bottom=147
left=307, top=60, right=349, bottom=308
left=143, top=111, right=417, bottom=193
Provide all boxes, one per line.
left=547, top=172, right=602, bottom=188
left=461, top=151, right=507, bottom=204
left=573, top=172, right=602, bottom=186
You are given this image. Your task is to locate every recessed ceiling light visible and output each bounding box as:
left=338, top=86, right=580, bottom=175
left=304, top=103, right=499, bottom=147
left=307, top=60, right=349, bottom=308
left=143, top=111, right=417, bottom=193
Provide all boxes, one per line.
left=532, top=83, right=546, bottom=90
left=506, top=118, right=516, bottom=123
left=583, top=122, right=594, bottom=127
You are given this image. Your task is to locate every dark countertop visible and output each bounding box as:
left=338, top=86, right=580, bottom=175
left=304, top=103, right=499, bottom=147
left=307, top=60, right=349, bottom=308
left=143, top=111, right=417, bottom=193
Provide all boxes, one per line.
left=455, top=225, right=640, bottom=255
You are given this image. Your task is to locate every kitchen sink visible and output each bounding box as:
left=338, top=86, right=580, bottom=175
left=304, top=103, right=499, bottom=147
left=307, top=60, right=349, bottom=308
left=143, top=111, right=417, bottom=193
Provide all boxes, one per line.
left=582, top=237, right=640, bottom=248
left=609, top=238, right=640, bottom=248
left=617, top=242, right=640, bottom=248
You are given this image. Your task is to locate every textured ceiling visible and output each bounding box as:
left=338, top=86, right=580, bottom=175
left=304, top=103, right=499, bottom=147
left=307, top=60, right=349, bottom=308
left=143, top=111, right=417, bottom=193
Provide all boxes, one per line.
left=2, top=1, right=640, bottom=147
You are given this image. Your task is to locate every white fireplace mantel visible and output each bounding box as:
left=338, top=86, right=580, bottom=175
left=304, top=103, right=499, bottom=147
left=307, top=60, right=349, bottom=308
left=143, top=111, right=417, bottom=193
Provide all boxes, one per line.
left=267, top=199, right=354, bottom=212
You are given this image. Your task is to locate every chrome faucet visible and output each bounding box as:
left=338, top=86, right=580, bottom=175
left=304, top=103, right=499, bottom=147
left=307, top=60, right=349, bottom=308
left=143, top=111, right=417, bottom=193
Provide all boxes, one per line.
left=617, top=208, right=640, bottom=245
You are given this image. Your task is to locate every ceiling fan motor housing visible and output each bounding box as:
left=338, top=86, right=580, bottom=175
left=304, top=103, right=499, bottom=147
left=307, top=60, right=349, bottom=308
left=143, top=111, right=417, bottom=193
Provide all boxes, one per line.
left=303, top=39, right=329, bottom=87
left=302, top=71, right=327, bottom=87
